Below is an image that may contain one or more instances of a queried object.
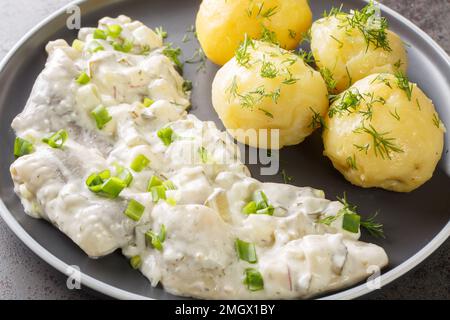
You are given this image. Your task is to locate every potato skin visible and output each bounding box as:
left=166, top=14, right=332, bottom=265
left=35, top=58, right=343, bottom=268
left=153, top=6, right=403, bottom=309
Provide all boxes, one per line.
left=311, top=15, right=408, bottom=93
left=212, top=40, right=329, bottom=149
left=196, top=0, right=312, bottom=65
left=323, top=73, right=445, bottom=192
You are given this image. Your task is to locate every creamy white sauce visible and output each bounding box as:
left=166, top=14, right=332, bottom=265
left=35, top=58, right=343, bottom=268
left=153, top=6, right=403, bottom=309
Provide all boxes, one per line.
left=10, top=16, right=388, bottom=299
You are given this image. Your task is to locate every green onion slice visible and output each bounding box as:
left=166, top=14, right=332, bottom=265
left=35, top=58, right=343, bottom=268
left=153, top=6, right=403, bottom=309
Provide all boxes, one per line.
left=42, top=129, right=68, bottom=148
left=130, top=154, right=150, bottom=172
left=242, top=201, right=257, bottom=215
left=342, top=213, right=361, bottom=233
left=14, top=137, right=33, bottom=158
left=151, top=185, right=167, bottom=203
left=124, top=199, right=145, bottom=221
left=107, top=24, right=123, bottom=38
left=130, top=255, right=142, bottom=269
left=142, top=97, right=154, bottom=108
left=72, top=39, right=84, bottom=51
left=157, top=127, right=174, bottom=146
left=243, top=268, right=264, bottom=291
left=145, top=224, right=166, bottom=251
left=86, top=171, right=126, bottom=198
left=253, top=191, right=269, bottom=210
left=114, top=164, right=133, bottom=187
left=162, top=180, right=176, bottom=190
left=256, top=205, right=274, bottom=216
left=91, top=105, right=112, bottom=129
left=147, top=175, right=163, bottom=191
left=88, top=41, right=105, bottom=53
left=235, top=239, right=257, bottom=264
left=93, top=28, right=107, bottom=40
left=76, top=72, right=90, bottom=85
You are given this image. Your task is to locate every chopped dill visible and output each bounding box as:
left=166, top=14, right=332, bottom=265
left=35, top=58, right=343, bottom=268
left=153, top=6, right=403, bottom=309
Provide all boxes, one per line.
left=389, top=108, right=401, bottom=121
left=309, top=107, right=327, bottom=129
left=298, top=49, right=315, bottom=65
left=155, top=26, right=168, bottom=39
left=320, top=67, right=337, bottom=93
left=328, top=89, right=362, bottom=118
left=395, top=71, right=413, bottom=101
left=288, top=29, right=297, bottom=39
left=281, top=169, right=293, bottom=184
left=354, top=143, right=370, bottom=154
left=346, top=154, right=357, bottom=170
left=259, top=108, right=274, bottom=118
left=163, top=44, right=183, bottom=68
left=260, top=60, right=278, bottom=79
left=185, top=48, right=207, bottom=72
left=354, top=124, right=403, bottom=159
left=235, top=35, right=254, bottom=67
left=432, top=113, right=443, bottom=129
left=260, top=25, right=278, bottom=44
left=330, top=35, right=344, bottom=48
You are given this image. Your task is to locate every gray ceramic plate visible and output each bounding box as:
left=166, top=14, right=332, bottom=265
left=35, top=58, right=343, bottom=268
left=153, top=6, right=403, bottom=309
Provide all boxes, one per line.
left=0, top=0, right=449, bottom=300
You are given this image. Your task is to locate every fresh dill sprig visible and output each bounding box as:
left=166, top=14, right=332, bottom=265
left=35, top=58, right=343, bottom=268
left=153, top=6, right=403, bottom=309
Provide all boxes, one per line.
left=309, top=107, right=327, bottom=129
left=320, top=67, right=337, bottom=93
left=155, top=26, right=168, bottom=39
left=328, top=88, right=362, bottom=118
left=330, top=35, right=344, bottom=48
left=323, top=4, right=344, bottom=18
left=345, top=1, right=391, bottom=52
left=185, top=48, right=207, bottom=72
left=395, top=71, right=413, bottom=101
left=394, top=59, right=403, bottom=69
left=389, top=107, right=401, bottom=121
left=260, top=25, right=278, bottom=44
left=346, top=154, right=358, bottom=170
left=432, top=113, right=443, bottom=129
left=354, top=143, right=370, bottom=155
left=259, top=108, right=274, bottom=118
left=260, top=60, right=278, bottom=78
left=360, top=212, right=385, bottom=238
left=259, top=5, right=279, bottom=19
left=281, top=169, right=293, bottom=184
left=235, top=35, right=254, bottom=67
left=288, top=29, right=297, bottom=40
left=354, top=124, right=403, bottom=159
left=162, top=44, right=183, bottom=68
left=297, top=49, right=315, bottom=65
left=318, top=193, right=385, bottom=238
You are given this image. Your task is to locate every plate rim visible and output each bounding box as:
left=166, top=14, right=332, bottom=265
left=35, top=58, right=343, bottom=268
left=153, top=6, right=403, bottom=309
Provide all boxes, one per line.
left=0, top=0, right=449, bottom=300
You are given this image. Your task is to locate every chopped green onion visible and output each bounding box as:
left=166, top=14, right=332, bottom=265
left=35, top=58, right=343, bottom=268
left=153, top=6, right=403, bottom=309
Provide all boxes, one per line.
left=14, top=137, right=33, bottom=158
left=115, top=164, right=133, bottom=187
left=71, top=39, right=85, bottom=51
left=100, top=177, right=127, bottom=198
left=242, top=201, right=257, bottom=215
left=142, top=97, right=154, bottom=108
left=76, top=72, right=90, bottom=85
left=145, top=225, right=166, bottom=251
left=198, top=146, right=208, bottom=163
left=342, top=213, right=361, bottom=233
left=242, top=191, right=273, bottom=215
left=235, top=239, right=257, bottom=264
left=130, top=154, right=150, bottom=172
left=130, top=255, right=142, bottom=269
left=256, top=205, right=274, bottom=216
left=157, top=127, right=174, bottom=146
left=147, top=175, right=163, bottom=191
left=91, top=105, right=112, bottom=129
left=113, top=39, right=133, bottom=53
left=124, top=199, right=145, bottom=221
left=88, top=41, right=104, bottom=53
left=166, top=197, right=177, bottom=206
left=182, top=80, right=193, bottom=93
left=107, top=24, right=123, bottom=38
left=243, top=268, right=264, bottom=291
left=86, top=171, right=126, bottom=198
left=162, top=180, right=176, bottom=190
left=93, top=28, right=107, bottom=40
left=253, top=191, right=269, bottom=210
left=42, top=129, right=68, bottom=148
left=159, top=224, right=166, bottom=242
left=151, top=185, right=166, bottom=203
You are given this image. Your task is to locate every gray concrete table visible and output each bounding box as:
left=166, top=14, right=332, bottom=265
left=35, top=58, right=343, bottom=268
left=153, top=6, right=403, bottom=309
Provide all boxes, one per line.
left=0, top=0, right=449, bottom=300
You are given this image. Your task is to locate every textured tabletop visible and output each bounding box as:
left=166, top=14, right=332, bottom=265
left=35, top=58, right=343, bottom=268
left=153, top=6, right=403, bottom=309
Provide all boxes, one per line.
left=0, top=0, right=449, bottom=300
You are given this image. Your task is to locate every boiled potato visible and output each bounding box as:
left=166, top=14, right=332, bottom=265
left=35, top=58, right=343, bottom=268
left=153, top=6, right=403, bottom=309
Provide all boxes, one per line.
left=311, top=4, right=408, bottom=93
left=323, top=73, right=445, bottom=192
left=196, top=0, right=312, bottom=65
left=212, top=40, right=329, bottom=149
